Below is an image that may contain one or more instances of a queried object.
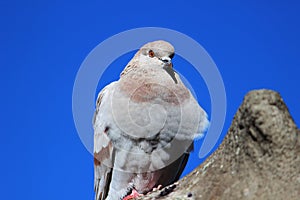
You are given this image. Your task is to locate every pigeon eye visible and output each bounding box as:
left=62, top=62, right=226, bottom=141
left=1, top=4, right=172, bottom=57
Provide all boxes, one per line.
left=148, top=50, right=155, bottom=58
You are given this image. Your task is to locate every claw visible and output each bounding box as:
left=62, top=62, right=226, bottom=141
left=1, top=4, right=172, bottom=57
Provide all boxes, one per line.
left=152, top=185, right=163, bottom=192
left=146, top=185, right=163, bottom=195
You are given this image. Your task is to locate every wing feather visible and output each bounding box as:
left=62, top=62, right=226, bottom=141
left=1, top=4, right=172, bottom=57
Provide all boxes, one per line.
left=93, top=83, right=116, bottom=200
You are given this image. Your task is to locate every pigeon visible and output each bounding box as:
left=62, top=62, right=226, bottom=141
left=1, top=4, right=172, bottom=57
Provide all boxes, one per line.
left=93, top=40, right=209, bottom=200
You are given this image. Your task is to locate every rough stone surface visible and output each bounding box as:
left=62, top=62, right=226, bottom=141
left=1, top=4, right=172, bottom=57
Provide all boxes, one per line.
left=139, top=89, right=300, bottom=200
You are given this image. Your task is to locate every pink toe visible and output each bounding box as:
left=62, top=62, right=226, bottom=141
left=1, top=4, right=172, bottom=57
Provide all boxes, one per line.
left=123, top=189, right=143, bottom=200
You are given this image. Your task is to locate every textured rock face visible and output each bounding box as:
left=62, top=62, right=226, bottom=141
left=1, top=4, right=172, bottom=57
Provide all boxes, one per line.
left=139, top=90, right=300, bottom=200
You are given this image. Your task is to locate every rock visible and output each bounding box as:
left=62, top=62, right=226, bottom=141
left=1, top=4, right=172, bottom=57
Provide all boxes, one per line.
left=139, top=89, right=300, bottom=200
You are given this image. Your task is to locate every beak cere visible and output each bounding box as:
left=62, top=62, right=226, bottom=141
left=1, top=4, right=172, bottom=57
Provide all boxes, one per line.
left=161, top=57, right=172, bottom=68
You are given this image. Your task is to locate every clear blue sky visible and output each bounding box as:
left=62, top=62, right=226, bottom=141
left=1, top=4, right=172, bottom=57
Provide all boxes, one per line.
left=1, top=1, right=300, bottom=199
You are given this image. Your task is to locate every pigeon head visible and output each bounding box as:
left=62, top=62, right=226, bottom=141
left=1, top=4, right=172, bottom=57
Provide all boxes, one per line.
left=138, top=40, right=175, bottom=67
left=121, top=40, right=175, bottom=76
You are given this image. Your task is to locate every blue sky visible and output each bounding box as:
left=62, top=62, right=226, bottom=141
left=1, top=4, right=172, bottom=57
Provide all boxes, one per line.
left=1, top=1, right=300, bottom=199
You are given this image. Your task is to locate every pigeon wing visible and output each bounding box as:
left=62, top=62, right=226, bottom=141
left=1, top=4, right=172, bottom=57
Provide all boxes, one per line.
left=93, top=83, right=116, bottom=200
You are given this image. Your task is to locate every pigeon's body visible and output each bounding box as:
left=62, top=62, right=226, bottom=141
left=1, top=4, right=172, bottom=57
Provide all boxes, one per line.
left=93, top=41, right=209, bottom=200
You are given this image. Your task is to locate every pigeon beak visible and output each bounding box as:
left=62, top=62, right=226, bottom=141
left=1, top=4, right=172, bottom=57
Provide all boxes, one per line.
left=161, top=57, right=172, bottom=68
